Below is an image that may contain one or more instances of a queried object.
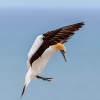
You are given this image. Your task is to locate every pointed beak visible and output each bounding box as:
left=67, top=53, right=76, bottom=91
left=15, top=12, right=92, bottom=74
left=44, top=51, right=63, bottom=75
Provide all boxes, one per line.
left=60, top=50, right=67, bottom=62
left=21, top=84, right=26, bottom=98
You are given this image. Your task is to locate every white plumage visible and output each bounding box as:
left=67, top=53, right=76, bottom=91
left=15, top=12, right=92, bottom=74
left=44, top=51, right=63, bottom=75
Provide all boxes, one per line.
left=21, top=22, right=84, bottom=98
left=26, top=39, right=57, bottom=78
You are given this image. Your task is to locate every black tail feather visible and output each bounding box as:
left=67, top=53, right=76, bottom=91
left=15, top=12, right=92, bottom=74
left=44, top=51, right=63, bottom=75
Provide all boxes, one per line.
left=21, top=84, right=26, bottom=98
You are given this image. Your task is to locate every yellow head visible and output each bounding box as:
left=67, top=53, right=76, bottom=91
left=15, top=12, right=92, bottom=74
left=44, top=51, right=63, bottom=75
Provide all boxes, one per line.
left=55, top=43, right=66, bottom=52
left=54, top=43, right=67, bottom=62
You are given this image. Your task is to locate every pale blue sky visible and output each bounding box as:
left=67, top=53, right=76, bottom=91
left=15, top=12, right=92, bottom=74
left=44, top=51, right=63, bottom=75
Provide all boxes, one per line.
left=0, top=1, right=100, bottom=100
left=0, top=0, right=100, bottom=9
left=0, top=8, right=100, bottom=100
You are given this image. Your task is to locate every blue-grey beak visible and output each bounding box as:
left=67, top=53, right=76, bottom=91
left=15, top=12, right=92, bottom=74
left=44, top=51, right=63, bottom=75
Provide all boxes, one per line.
left=60, top=50, right=67, bottom=62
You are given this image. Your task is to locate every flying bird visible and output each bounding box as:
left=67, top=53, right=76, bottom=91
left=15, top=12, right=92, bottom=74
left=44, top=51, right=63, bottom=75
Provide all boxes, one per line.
left=21, top=22, right=84, bottom=98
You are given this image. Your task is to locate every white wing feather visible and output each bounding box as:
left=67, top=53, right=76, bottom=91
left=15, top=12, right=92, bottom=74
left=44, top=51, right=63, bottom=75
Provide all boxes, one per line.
left=27, top=35, right=43, bottom=69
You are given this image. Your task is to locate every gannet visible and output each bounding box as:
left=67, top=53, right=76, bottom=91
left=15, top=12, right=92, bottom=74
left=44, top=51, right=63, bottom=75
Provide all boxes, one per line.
left=21, top=22, right=84, bottom=97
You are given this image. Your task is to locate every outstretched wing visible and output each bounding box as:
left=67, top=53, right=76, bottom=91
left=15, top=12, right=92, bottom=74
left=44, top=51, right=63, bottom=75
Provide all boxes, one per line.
left=30, top=22, right=84, bottom=66
left=43, top=22, right=84, bottom=44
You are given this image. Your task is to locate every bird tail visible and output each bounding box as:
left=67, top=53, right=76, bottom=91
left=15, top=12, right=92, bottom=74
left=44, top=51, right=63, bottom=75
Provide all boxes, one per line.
left=21, top=84, right=26, bottom=98
left=21, top=67, right=32, bottom=98
left=21, top=82, right=30, bottom=99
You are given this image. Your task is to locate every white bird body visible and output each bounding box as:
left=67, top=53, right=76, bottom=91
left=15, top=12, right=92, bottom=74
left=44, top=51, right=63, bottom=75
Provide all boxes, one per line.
left=25, top=35, right=57, bottom=88
left=26, top=45, right=57, bottom=81
left=27, top=35, right=44, bottom=66
left=21, top=22, right=84, bottom=98
left=26, top=34, right=57, bottom=71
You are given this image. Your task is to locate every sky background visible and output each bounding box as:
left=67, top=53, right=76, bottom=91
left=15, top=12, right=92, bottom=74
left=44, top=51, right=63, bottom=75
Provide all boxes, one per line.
left=0, top=0, right=100, bottom=9
left=0, top=0, right=100, bottom=100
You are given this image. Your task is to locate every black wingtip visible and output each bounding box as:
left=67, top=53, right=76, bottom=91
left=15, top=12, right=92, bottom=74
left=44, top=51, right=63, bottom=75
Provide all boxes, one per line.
left=74, top=22, right=85, bottom=27
left=79, top=22, right=85, bottom=26
left=71, top=22, right=85, bottom=31
left=79, top=22, right=84, bottom=24
left=21, top=84, right=26, bottom=99
left=80, top=22, right=85, bottom=26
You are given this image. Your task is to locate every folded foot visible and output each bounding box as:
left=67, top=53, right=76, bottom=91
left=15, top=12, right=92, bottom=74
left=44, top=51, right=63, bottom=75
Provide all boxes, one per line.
left=36, top=75, right=53, bottom=82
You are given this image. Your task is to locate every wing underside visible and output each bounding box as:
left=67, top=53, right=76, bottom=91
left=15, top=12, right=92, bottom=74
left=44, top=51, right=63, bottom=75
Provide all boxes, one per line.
left=29, top=22, right=84, bottom=66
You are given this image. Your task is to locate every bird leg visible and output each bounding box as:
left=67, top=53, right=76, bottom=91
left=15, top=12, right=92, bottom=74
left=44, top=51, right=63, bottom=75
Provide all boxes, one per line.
left=36, top=75, right=53, bottom=82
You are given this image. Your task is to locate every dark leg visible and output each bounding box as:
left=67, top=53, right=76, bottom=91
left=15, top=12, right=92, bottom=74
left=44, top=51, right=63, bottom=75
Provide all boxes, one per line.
left=36, top=75, right=53, bottom=82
